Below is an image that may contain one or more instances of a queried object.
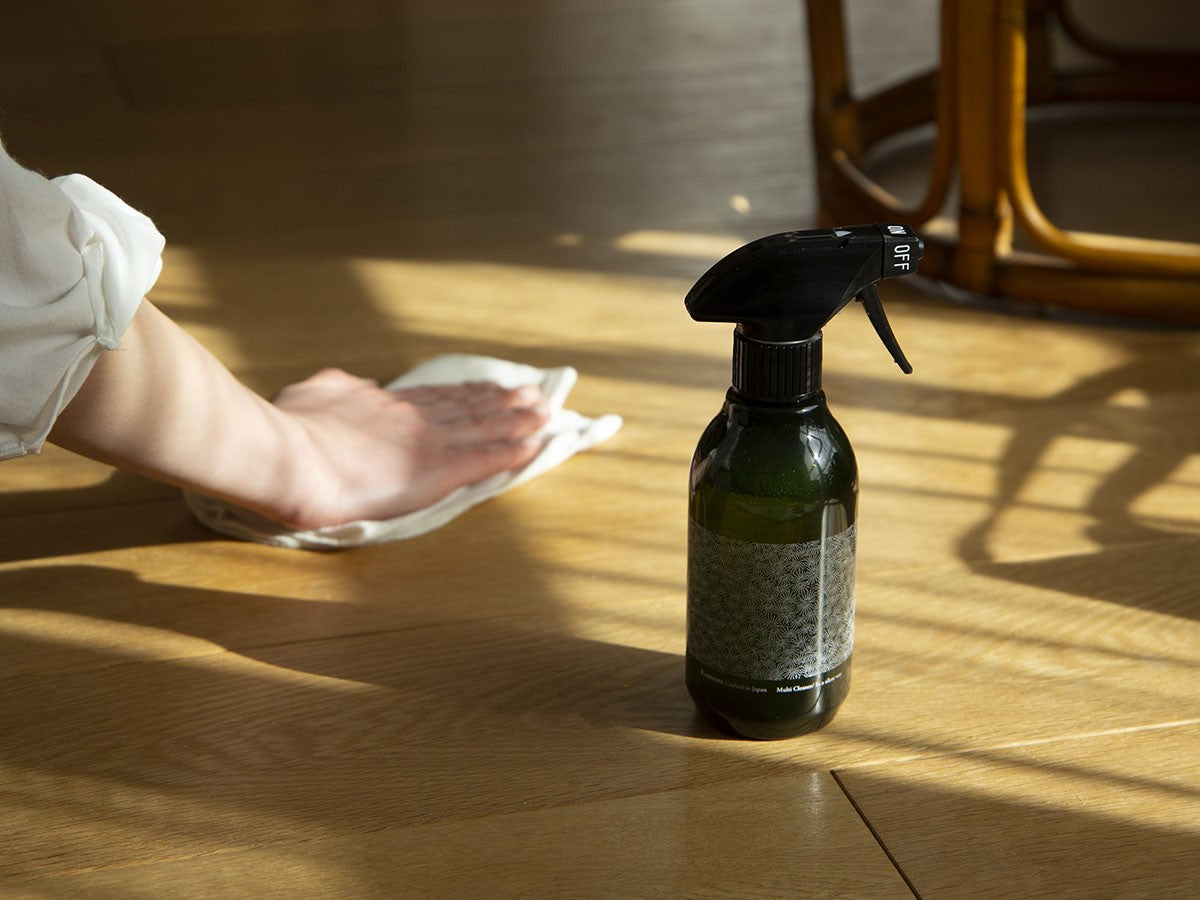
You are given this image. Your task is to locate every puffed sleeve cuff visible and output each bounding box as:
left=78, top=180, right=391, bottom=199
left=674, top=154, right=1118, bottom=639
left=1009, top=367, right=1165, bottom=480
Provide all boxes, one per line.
left=0, top=169, right=164, bottom=460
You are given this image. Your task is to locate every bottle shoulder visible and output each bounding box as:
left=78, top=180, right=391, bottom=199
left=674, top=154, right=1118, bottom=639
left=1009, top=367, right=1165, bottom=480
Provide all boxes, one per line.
left=690, top=394, right=857, bottom=541
left=693, top=396, right=857, bottom=482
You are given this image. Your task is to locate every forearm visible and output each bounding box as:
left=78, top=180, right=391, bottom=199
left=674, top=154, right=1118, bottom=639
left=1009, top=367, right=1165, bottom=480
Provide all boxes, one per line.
left=50, top=299, right=550, bottom=532
left=50, top=300, right=312, bottom=524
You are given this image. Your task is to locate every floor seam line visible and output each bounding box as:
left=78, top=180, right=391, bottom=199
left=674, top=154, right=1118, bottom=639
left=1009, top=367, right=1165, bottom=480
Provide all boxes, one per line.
left=831, top=768, right=922, bottom=900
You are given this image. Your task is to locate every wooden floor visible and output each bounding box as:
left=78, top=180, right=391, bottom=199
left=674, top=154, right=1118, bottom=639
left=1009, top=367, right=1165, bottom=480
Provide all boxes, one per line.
left=3, top=2, right=1199, bottom=896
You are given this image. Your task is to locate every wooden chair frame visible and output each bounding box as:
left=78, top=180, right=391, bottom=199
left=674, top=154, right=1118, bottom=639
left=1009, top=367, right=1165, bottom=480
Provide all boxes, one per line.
left=805, top=0, right=1200, bottom=322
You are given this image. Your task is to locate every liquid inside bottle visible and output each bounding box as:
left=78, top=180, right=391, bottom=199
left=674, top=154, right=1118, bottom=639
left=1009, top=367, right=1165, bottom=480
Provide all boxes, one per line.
left=686, top=389, right=857, bottom=739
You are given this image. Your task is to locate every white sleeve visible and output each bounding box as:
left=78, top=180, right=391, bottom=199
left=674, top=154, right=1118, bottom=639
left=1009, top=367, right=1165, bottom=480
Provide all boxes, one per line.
left=0, top=141, right=164, bottom=459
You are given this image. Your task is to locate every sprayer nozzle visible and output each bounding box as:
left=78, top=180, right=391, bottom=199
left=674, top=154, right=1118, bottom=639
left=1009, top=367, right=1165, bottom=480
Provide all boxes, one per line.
left=684, top=223, right=920, bottom=377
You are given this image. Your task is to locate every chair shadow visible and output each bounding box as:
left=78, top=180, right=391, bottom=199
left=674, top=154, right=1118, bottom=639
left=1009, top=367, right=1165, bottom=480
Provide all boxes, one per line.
left=955, top=345, right=1200, bottom=620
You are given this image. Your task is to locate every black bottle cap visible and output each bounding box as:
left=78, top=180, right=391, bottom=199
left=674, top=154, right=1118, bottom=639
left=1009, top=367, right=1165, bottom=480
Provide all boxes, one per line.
left=732, top=329, right=821, bottom=402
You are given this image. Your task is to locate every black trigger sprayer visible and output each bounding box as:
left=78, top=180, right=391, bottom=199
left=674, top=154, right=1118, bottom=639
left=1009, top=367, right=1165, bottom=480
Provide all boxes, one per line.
left=684, top=223, right=923, bottom=739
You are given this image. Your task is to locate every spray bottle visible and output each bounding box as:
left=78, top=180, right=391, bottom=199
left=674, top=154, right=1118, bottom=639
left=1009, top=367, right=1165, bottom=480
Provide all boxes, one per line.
left=685, top=223, right=923, bottom=739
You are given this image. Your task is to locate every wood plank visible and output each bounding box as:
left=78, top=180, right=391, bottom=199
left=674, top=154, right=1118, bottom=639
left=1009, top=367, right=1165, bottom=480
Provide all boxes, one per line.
left=7, top=0, right=807, bottom=48
left=1, top=117, right=813, bottom=257
left=4, top=773, right=912, bottom=898
left=102, top=11, right=808, bottom=110
left=5, top=614, right=921, bottom=884
left=835, top=723, right=1200, bottom=898
left=0, top=1, right=815, bottom=249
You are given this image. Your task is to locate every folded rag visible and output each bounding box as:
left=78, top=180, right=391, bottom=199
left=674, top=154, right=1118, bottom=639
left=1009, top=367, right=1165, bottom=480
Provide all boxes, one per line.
left=184, top=354, right=622, bottom=549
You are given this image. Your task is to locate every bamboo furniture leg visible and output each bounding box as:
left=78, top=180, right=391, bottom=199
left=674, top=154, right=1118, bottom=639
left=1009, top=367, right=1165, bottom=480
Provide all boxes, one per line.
left=805, top=0, right=1200, bottom=322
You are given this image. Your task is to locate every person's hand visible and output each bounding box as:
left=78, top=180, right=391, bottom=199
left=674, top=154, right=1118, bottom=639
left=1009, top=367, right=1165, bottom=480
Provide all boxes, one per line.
left=51, top=301, right=550, bottom=531
left=271, top=369, right=550, bottom=529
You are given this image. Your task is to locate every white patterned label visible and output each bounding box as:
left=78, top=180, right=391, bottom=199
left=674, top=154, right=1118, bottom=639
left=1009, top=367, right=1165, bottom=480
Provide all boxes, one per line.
left=687, top=520, right=856, bottom=681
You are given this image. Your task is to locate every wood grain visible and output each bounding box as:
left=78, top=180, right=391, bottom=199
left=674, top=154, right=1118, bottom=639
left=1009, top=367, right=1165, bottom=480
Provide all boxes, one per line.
left=4, top=774, right=913, bottom=898
left=1, top=0, right=1198, bottom=895
left=836, top=723, right=1200, bottom=898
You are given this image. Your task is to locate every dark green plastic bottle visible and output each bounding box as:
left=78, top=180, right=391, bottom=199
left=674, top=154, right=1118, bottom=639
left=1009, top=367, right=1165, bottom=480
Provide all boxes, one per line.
left=684, top=224, right=923, bottom=740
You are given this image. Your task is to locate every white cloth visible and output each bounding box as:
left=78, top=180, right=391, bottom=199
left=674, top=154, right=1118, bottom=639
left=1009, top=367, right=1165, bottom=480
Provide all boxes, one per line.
left=184, top=354, right=622, bottom=549
left=0, top=140, right=164, bottom=459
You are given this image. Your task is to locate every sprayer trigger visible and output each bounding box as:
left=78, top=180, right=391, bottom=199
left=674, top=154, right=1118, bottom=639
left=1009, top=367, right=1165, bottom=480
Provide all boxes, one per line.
left=856, top=284, right=913, bottom=374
